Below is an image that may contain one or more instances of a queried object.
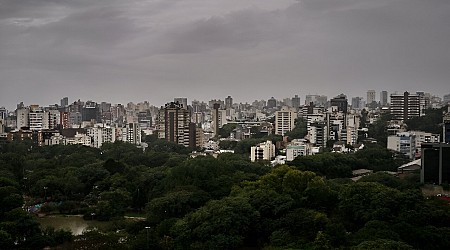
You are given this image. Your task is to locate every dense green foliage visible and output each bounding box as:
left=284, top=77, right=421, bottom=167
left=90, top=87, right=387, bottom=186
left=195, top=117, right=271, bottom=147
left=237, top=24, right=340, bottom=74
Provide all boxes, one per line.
left=1, top=139, right=449, bottom=249
left=285, top=118, right=308, bottom=140
left=406, top=107, right=446, bottom=135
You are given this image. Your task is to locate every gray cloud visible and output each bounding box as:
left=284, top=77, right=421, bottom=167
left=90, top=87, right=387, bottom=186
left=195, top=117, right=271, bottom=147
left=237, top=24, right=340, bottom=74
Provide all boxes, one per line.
left=0, top=0, right=449, bottom=110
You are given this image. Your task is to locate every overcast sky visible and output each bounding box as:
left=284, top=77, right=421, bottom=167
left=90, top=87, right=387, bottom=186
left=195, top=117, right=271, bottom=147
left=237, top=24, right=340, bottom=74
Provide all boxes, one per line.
left=1, top=0, right=449, bottom=110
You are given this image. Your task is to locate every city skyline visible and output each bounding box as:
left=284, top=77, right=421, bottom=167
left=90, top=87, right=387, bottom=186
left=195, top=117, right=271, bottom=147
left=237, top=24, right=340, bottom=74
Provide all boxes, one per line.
left=1, top=0, right=449, bottom=110
left=0, top=89, right=447, bottom=112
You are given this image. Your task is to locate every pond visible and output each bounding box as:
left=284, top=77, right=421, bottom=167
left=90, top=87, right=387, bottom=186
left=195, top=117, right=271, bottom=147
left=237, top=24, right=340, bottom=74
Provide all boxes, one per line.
left=38, top=216, right=108, bottom=236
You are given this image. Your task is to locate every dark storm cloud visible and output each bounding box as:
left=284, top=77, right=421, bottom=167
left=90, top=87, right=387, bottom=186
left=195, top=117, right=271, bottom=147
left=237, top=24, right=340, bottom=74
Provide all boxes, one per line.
left=0, top=0, right=449, bottom=109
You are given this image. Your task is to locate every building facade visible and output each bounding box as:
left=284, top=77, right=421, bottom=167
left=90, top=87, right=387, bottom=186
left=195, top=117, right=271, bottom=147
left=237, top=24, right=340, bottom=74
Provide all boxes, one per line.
left=275, top=106, right=297, bottom=136
left=250, top=140, right=276, bottom=162
left=390, top=92, right=421, bottom=121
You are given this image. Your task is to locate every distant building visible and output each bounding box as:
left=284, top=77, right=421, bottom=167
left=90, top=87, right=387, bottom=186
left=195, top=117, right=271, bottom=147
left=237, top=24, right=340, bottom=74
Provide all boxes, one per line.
left=367, top=90, right=376, bottom=106
left=174, top=98, right=188, bottom=109
left=60, top=97, right=69, bottom=108
left=330, top=94, right=348, bottom=114
left=82, top=101, right=99, bottom=122
left=16, top=108, right=30, bottom=129
left=292, top=95, right=301, bottom=109
left=225, top=96, right=233, bottom=109
left=421, top=143, right=450, bottom=184
left=0, top=107, right=7, bottom=120
left=28, top=105, right=44, bottom=130
left=87, top=125, right=116, bottom=148
left=275, top=106, right=297, bottom=136
left=122, top=123, right=141, bottom=145
left=211, top=103, right=222, bottom=137
left=267, top=97, right=277, bottom=109
left=157, top=102, right=191, bottom=147
left=351, top=97, right=363, bottom=109
left=443, top=93, right=450, bottom=104
left=250, top=140, right=275, bottom=162
left=444, top=107, right=450, bottom=143
left=380, top=91, right=388, bottom=107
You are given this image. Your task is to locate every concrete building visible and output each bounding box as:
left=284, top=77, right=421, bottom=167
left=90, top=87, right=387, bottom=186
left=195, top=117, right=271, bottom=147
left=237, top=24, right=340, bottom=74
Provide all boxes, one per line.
left=308, top=121, right=327, bottom=147
left=444, top=93, right=450, bottom=104
left=444, top=107, right=450, bottom=143
left=43, top=109, right=60, bottom=130
left=28, top=105, right=44, bottom=130
left=292, top=95, right=301, bottom=109
left=286, top=139, right=312, bottom=161
left=346, top=114, right=360, bottom=145
left=174, top=98, right=188, bottom=109
left=275, top=106, right=297, bottom=136
left=410, top=131, right=440, bottom=158
left=225, top=96, right=233, bottom=109
left=0, top=118, right=4, bottom=134
left=250, top=140, right=276, bottom=162
left=87, top=125, right=116, bottom=148
left=82, top=101, right=99, bottom=122
left=421, top=143, right=450, bottom=184
left=351, top=97, right=363, bottom=109
left=0, top=107, right=7, bottom=120
left=330, top=94, right=348, bottom=113
left=211, top=103, right=226, bottom=137
left=380, top=91, right=388, bottom=107
left=16, top=108, right=29, bottom=129
left=60, top=97, right=69, bottom=108
left=305, top=95, right=327, bottom=107
left=390, top=92, right=421, bottom=121
left=367, top=90, right=376, bottom=106
left=267, top=97, right=277, bottom=109
left=157, top=102, right=191, bottom=147
left=387, top=132, right=416, bottom=159
left=121, top=123, right=141, bottom=145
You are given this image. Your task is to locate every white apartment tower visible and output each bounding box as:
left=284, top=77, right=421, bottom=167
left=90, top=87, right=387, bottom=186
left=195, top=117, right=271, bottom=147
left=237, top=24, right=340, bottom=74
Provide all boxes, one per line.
left=275, top=106, right=298, bottom=136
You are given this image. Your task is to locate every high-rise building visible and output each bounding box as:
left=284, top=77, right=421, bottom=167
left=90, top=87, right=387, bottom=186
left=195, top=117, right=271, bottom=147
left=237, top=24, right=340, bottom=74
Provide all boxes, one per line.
left=122, top=123, right=141, bottom=145
left=28, top=105, right=44, bottom=130
left=0, top=107, right=7, bottom=120
left=367, top=90, right=376, bottom=106
left=60, top=112, right=70, bottom=129
left=444, top=107, right=450, bottom=143
left=60, top=97, right=69, bottom=107
left=87, top=125, right=116, bottom=148
left=267, top=97, right=277, bottom=109
left=351, top=97, right=363, bottom=109
left=390, top=92, right=421, bottom=121
left=157, top=102, right=191, bottom=147
left=416, top=92, right=431, bottom=116
left=174, top=98, right=188, bottom=109
left=330, top=94, right=348, bottom=113
left=380, top=91, right=388, bottom=106
left=444, top=93, right=450, bottom=104
left=292, top=95, right=301, bottom=109
left=82, top=101, right=99, bottom=122
left=275, top=106, right=298, bottom=136
left=225, top=96, right=233, bottom=109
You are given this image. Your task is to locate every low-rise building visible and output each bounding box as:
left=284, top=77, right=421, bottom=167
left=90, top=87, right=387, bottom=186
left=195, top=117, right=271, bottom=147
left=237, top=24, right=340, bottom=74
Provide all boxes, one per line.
left=286, top=139, right=312, bottom=161
left=250, top=140, right=276, bottom=162
left=387, top=132, right=416, bottom=159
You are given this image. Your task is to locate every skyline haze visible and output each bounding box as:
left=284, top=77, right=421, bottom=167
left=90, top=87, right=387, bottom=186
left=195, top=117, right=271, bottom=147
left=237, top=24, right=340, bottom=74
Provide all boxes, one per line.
left=1, top=0, right=449, bottom=110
